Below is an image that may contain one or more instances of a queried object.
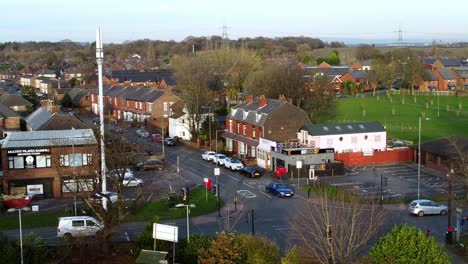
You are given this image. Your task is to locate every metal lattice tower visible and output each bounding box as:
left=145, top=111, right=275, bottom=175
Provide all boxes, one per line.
left=221, top=24, right=229, bottom=49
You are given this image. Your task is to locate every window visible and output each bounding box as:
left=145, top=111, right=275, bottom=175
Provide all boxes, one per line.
left=60, top=153, right=92, bottom=167
left=72, top=220, right=85, bottom=227
left=86, top=220, right=97, bottom=227
left=258, top=149, right=265, bottom=160
left=243, top=125, right=246, bottom=135
left=36, top=155, right=51, bottom=168
left=252, top=127, right=256, bottom=138
left=62, top=179, right=94, bottom=193
left=237, top=123, right=240, bottom=134
left=250, top=146, right=256, bottom=157
left=139, top=102, right=142, bottom=109
left=243, top=111, right=248, bottom=120
left=69, top=153, right=83, bottom=167
left=229, top=120, right=233, bottom=132
left=374, top=135, right=381, bottom=142
left=163, top=102, right=168, bottom=111
left=83, top=154, right=93, bottom=165
left=351, top=136, right=357, bottom=144
left=8, top=156, right=24, bottom=169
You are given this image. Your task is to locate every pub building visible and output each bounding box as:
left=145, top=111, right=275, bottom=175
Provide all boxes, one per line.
left=1, top=129, right=99, bottom=198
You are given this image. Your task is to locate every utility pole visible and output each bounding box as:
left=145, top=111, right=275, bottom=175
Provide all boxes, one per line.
left=417, top=116, right=421, bottom=200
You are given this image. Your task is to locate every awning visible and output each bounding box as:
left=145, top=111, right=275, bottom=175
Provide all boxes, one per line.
left=222, top=131, right=259, bottom=147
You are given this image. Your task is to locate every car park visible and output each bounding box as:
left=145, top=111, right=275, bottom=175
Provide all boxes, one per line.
left=136, top=129, right=150, bottom=137
left=224, top=158, right=244, bottom=171
left=265, top=182, right=294, bottom=197
left=90, top=191, right=119, bottom=204
left=202, top=151, right=216, bottom=161
left=164, top=137, right=176, bottom=146
left=212, top=154, right=227, bottom=165
left=136, top=159, right=164, bottom=171
left=110, top=125, right=123, bottom=133
left=240, top=166, right=264, bottom=178
left=150, top=134, right=163, bottom=142
left=57, top=216, right=103, bottom=239
left=123, top=176, right=144, bottom=187
left=408, top=199, right=448, bottom=216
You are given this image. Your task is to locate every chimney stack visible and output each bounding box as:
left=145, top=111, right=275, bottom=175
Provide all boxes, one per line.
left=246, top=95, right=254, bottom=104
left=259, top=95, right=267, bottom=107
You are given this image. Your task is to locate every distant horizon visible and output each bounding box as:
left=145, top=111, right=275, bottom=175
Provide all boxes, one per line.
left=3, top=0, right=468, bottom=44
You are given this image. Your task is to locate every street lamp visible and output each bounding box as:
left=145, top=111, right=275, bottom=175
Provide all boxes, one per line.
left=175, top=203, right=195, bottom=243
left=7, top=207, right=31, bottom=264
left=417, top=116, right=421, bottom=200
left=448, top=169, right=454, bottom=232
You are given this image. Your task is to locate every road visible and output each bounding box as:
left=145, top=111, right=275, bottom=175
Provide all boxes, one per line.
left=2, top=126, right=465, bottom=261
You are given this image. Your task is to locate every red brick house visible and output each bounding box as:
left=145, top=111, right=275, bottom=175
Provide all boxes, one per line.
left=90, top=85, right=181, bottom=131
left=223, top=95, right=310, bottom=158
left=419, top=69, right=439, bottom=91
left=339, top=70, right=371, bottom=91
left=434, top=68, right=457, bottom=91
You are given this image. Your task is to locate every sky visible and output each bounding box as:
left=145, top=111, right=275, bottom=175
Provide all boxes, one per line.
left=2, top=0, right=468, bottom=44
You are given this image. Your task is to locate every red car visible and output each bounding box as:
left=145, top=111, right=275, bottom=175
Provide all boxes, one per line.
left=150, top=134, right=163, bottom=142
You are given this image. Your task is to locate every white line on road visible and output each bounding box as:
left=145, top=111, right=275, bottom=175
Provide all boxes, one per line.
left=259, top=190, right=272, bottom=198
left=227, top=175, right=239, bottom=181
left=243, top=182, right=255, bottom=189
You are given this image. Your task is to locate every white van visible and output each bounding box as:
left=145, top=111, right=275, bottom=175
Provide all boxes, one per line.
left=57, top=216, right=103, bottom=239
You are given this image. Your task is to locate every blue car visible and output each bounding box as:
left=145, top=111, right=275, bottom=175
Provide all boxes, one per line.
left=265, top=182, right=294, bottom=198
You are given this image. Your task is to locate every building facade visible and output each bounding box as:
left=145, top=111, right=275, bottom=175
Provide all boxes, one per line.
left=1, top=129, right=99, bottom=199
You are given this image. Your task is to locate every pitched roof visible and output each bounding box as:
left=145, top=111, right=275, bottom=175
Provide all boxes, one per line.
left=437, top=68, right=457, bottom=80
left=0, top=93, right=33, bottom=107
left=67, top=88, right=90, bottom=102
left=349, top=70, right=370, bottom=79
left=25, top=107, right=54, bottom=130
left=417, top=136, right=468, bottom=159
left=0, top=103, right=20, bottom=118
left=423, top=57, right=462, bottom=67
left=303, top=121, right=385, bottom=136
left=2, top=129, right=97, bottom=148
left=101, top=85, right=165, bottom=102
left=452, top=67, right=468, bottom=79
left=37, top=114, right=90, bottom=130
left=110, top=69, right=176, bottom=86
left=422, top=69, right=438, bottom=81
left=229, top=97, right=286, bottom=126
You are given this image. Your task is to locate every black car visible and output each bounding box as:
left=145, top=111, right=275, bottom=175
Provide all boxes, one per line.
left=239, top=166, right=264, bottom=178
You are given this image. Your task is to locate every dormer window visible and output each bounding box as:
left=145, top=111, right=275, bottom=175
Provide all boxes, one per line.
left=243, top=111, right=248, bottom=120
left=256, top=113, right=261, bottom=122
left=231, top=109, right=237, bottom=116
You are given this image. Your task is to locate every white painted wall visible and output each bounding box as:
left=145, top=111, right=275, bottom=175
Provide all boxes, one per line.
left=305, top=131, right=386, bottom=153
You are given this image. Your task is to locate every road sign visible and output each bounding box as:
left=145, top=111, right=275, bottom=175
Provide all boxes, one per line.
left=214, top=168, right=220, bottom=176
left=456, top=208, right=463, bottom=214
left=203, top=178, right=212, bottom=189
left=153, top=223, right=178, bottom=242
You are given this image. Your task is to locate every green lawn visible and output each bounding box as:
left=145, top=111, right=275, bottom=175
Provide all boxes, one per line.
left=324, top=93, right=468, bottom=143
left=124, top=186, right=222, bottom=222
left=0, top=187, right=222, bottom=230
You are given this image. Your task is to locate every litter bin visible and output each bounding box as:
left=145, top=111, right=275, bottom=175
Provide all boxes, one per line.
left=446, top=231, right=453, bottom=244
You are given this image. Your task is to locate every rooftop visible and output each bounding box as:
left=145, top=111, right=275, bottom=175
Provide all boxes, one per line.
left=2, top=129, right=97, bottom=149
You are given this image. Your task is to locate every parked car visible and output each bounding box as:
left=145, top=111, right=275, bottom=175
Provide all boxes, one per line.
left=123, top=176, right=144, bottom=187
left=212, top=154, right=227, bottom=165
left=90, top=191, right=119, bottom=204
left=57, top=216, right=103, bottom=239
left=110, top=125, right=123, bottom=133
left=131, top=152, right=150, bottom=163
left=265, top=182, right=294, bottom=197
left=108, top=168, right=134, bottom=178
left=136, top=159, right=164, bottom=171
left=164, top=137, right=176, bottom=146
left=150, top=134, right=163, bottom=142
left=408, top=199, right=448, bottom=216
left=240, top=166, right=264, bottom=178
left=202, top=151, right=216, bottom=161
left=224, top=158, right=244, bottom=171
left=136, top=129, right=150, bottom=137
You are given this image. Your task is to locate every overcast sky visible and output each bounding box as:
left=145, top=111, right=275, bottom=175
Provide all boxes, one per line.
left=2, top=0, right=468, bottom=44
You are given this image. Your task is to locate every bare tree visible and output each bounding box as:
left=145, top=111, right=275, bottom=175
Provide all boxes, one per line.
left=446, top=136, right=468, bottom=200
left=289, top=185, right=384, bottom=264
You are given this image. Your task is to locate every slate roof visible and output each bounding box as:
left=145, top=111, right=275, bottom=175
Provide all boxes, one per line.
left=2, top=129, right=97, bottom=148
left=452, top=67, right=468, bottom=79
left=229, top=98, right=285, bottom=126
left=110, top=70, right=176, bottom=86
left=302, top=121, right=385, bottom=136
left=305, top=67, right=349, bottom=77
left=0, top=103, right=20, bottom=118
left=423, top=57, right=462, bottom=67
left=67, top=88, right=89, bottom=102
left=101, top=85, right=165, bottom=102
left=437, top=68, right=457, bottom=80
left=25, top=107, right=54, bottom=130
left=37, top=115, right=90, bottom=131
left=416, top=136, right=468, bottom=159
left=422, top=70, right=438, bottom=81
left=0, top=93, right=33, bottom=107
left=349, top=70, right=371, bottom=79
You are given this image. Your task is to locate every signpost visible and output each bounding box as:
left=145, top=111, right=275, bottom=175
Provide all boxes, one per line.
left=153, top=223, right=178, bottom=264
left=203, top=178, right=212, bottom=202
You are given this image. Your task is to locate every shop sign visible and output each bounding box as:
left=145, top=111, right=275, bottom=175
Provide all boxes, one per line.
left=27, top=184, right=44, bottom=195
left=7, top=148, right=50, bottom=156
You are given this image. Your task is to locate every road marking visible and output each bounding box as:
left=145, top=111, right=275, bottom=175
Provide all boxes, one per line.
left=237, top=190, right=256, bottom=198
left=243, top=182, right=255, bottom=189
left=227, top=175, right=239, bottom=181
left=259, top=190, right=272, bottom=198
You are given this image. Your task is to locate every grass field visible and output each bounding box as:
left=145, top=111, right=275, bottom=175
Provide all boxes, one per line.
left=323, top=93, right=468, bottom=143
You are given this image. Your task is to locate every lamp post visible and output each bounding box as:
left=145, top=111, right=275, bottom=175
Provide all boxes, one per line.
left=417, top=116, right=421, bottom=200
left=8, top=207, right=31, bottom=264
left=176, top=204, right=195, bottom=243
left=448, top=169, right=454, bottom=232
left=96, top=28, right=107, bottom=210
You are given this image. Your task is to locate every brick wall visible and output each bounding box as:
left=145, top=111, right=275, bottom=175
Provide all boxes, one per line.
left=334, top=148, right=413, bottom=166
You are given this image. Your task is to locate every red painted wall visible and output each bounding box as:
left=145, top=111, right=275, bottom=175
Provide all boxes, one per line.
left=334, top=148, right=413, bottom=166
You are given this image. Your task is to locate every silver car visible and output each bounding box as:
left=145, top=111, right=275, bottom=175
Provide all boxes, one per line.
left=408, top=199, right=448, bottom=216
